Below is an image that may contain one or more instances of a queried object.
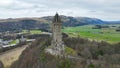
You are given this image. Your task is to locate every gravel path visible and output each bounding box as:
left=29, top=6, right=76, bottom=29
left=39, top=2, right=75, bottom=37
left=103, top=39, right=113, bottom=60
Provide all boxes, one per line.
left=0, top=45, right=27, bottom=68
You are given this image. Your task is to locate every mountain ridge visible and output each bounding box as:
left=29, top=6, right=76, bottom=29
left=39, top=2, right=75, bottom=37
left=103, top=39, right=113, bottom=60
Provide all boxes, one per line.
left=0, top=16, right=119, bottom=32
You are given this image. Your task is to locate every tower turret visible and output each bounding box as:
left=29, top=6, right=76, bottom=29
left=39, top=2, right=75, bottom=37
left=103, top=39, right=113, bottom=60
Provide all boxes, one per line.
left=53, top=13, right=61, bottom=23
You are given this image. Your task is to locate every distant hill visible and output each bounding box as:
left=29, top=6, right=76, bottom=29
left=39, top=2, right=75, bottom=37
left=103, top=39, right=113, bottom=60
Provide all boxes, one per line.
left=105, top=21, right=120, bottom=24
left=0, top=16, right=119, bottom=32
left=43, top=16, right=105, bottom=26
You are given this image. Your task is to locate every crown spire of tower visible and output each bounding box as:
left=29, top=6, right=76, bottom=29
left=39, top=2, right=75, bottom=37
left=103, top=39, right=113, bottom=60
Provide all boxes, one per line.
left=53, top=13, right=61, bottom=23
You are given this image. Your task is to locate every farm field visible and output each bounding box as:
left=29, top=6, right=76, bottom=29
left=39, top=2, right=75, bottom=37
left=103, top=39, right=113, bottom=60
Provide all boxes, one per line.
left=63, top=25, right=120, bottom=43
left=19, top=24, right=120, bottom=44
left=21, top=29, right=41, bottom=34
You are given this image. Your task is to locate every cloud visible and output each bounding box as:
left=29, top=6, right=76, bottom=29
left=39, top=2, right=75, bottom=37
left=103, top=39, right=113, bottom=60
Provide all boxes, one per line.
left=0, top=0, right=120, bottom=20
left=0, top=0, right=13, bottom=6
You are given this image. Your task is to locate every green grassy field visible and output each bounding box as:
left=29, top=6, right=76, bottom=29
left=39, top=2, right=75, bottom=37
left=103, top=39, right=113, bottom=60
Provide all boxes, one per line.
left=63, top=25, right=120, bottom=44
left=30, top=30, right=41, bottom=34
left=9, top=40, right=18, bottom=45
left=22, top=30, right=41, bottom=34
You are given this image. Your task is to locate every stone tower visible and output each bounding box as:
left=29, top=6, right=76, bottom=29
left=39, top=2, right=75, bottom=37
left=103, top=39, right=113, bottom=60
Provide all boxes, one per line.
left=51, top=13, right=64, bottom=55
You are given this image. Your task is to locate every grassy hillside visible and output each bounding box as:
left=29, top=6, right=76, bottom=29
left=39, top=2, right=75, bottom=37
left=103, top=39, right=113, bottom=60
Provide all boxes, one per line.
left=63, top=25, right=120, bottom=43
left=10, top=36, right=120, bottom=68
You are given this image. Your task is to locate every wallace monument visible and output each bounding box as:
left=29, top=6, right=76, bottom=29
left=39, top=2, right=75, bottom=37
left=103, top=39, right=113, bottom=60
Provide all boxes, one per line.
left=46, top=13, right=65, bottom=55
left=51, top=13, right=65, bottom=55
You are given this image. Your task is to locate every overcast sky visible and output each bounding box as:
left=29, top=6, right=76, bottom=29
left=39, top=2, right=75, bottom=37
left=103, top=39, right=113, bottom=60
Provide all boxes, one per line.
left=0, top=0, right=120, bottom=20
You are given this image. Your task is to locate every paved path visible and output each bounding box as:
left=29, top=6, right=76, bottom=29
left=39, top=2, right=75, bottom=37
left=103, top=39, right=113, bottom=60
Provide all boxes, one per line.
left=0, top=45, right=28, bottom=68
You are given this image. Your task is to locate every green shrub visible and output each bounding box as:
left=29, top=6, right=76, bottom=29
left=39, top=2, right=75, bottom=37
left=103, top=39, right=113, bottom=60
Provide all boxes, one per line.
left=88, top=64, right=95, bottom=68
left=65, top=46, right=77, bottom=56
left=57, top=59, right=74, bottom=68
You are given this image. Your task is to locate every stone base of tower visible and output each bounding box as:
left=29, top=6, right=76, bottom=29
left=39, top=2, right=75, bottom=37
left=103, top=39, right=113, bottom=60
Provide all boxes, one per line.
left=45, top=41, right=65, bottom=56
left=51, top=40, right=65, bottom=55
